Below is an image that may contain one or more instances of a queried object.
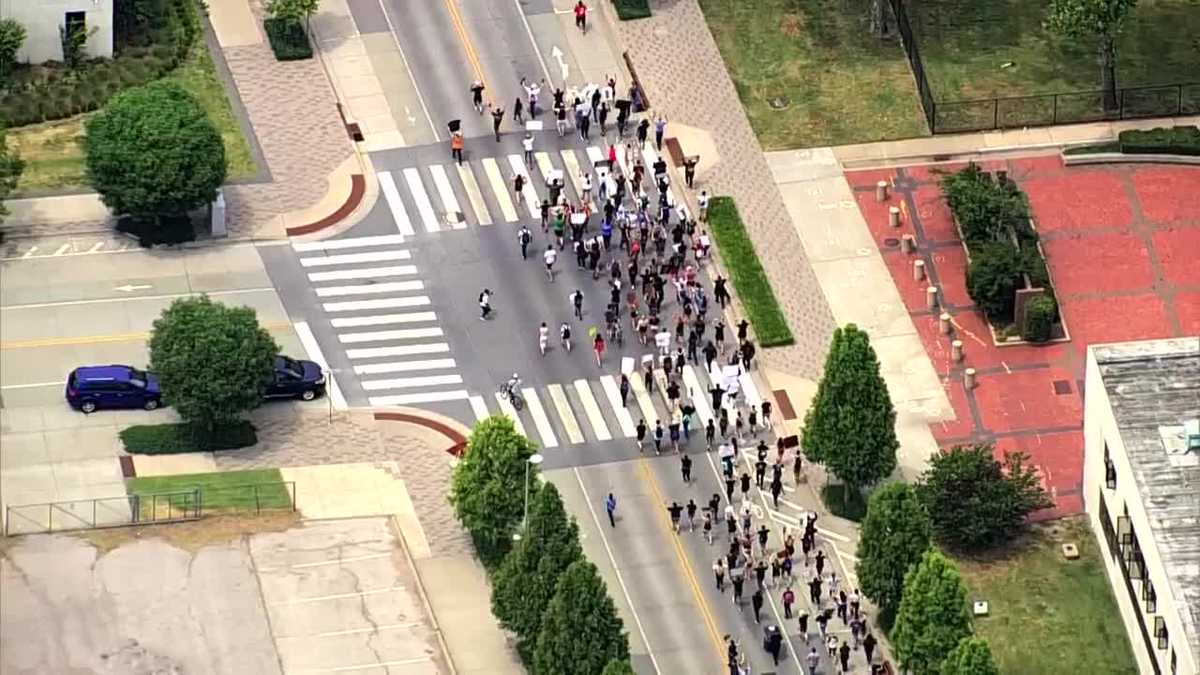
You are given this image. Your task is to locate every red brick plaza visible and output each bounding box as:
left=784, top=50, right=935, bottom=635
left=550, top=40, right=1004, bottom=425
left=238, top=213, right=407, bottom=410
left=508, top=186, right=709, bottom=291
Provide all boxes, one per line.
left=845, top=157, right=1200, bottom=517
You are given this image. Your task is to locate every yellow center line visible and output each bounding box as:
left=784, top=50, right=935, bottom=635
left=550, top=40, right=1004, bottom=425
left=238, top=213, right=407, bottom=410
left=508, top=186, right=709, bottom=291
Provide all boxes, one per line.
left=637, top=458, right=728, bottom=663
left=0, top=322, right=295, bottom=350
left=441, top=0, right=488, bottom=93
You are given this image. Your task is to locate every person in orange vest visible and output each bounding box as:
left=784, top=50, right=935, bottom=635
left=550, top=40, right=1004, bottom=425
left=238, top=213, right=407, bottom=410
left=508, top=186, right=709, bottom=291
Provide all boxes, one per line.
left=450, top=131, right=464, bottom=165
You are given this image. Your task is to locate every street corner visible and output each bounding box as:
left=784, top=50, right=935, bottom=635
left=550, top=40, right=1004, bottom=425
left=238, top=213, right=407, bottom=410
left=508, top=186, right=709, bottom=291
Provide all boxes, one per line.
left=282, top=155, right=372, bottom=239
left=374, top=407, right=471, bottom=457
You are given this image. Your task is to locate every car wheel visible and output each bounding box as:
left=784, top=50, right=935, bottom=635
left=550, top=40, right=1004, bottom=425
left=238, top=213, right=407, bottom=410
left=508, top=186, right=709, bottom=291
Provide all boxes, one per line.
left=81, top=401, right=97, bottom=414
left=144, top=399, right=160, bottom=411
left=301, top=389, right=316, bottom=401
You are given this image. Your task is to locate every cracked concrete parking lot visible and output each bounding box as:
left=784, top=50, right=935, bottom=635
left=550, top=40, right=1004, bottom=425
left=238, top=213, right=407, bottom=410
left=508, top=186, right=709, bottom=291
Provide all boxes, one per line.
left=0, top=517, right=445, bottom=674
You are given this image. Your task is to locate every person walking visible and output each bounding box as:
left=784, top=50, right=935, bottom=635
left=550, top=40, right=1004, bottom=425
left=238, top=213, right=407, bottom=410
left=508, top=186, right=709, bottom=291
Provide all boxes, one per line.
left=739, top=472, right=751, bottom=500
left=685, top=498, right=698, bottom=530
left=478, top=288, right=492, bottom=320
left=863, top=632, right=877, bottom=665
left=593, top=333, right=606, bottom=367
left=522, top=132, right=535, bottom=167
left=654, top=114, right=667, bottom=151
left=573, top=0, right=587, bottom=31
left=653, top=419, right=664, bottom=454
left=517, top=225, right=532, bottom=260
left=755, top=454, right=767, bottom=488
left=757, top=524, right=770, bottom=556
left=490, top=104, right=504, bottom=141
left=470, top=80, right=485, bottom=113
left=513, top=96, right=524, bottom=124
left=731, top=575, right=744, bottom=606
left=805, top=647, right=820, bottom=675
left=605, top=492, right=617, bottom=527
left=816, top=549, right=826, bottom=577
left=751, top=588, right=764, bottom=623
left=713, top=557, right=726, bottom=592
left=450, top=131, right=465, bottom=166
left=705, top=418, right=716, bottom=451
left=570, top=289, right=584, bottom=320
left=635, top=418, right=647, bottom=452
left=838, top=641, right=851, bottom=673
left=798, top=610, right=810, bottom=640
left=636, top=117, right=650, bottom=147
left=683, top=155, right=698, bottom=189
left=770, top=475, right=783, bottom=508
left=667, top=501, right=683, bottom=533
left=713, top=275, right=729, bottom=308
left=698, top=189, right=710, bottom=222
left=680, top=453, right=692, bottom=483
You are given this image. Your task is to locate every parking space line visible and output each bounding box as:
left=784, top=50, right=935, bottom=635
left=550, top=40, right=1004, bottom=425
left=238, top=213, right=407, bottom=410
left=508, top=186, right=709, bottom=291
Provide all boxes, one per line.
left=0, top=380, right=66, bottom=390
left=293, top=321, right=347, bottom=411
left=1, top=322, right=292, bottom=350
left=269, top=587, right=405, bottom=605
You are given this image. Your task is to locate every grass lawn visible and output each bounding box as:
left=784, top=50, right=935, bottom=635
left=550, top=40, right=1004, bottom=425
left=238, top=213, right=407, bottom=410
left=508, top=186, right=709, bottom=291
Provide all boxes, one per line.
left=7, top=41, right=257, bottom=197
left=127, top=469, right=293, bottom=515
left=706, top=196, right=794, bottom=346
left=698, top=0, right=928, bottom=148
left=955, top=517, right=1137, bottom=675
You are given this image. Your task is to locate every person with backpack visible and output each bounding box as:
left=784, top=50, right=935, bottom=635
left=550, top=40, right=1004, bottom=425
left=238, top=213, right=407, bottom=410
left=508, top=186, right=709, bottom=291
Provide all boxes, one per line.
left=517, top=225, right=532, bottom=259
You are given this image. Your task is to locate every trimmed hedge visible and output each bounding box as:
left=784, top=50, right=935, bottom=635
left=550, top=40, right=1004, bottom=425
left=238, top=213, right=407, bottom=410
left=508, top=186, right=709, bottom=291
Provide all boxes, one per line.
left=1022, top=295, right=1056, bottom=343
left=120, top=421, right=257, bottom=454
left=264, top=18, right=313, bottom=61
left=706, top=196, right=795, bottom=347
left=612, top=0, right=652, bottom=20
left=1119, top=125, right=1200, bottom=155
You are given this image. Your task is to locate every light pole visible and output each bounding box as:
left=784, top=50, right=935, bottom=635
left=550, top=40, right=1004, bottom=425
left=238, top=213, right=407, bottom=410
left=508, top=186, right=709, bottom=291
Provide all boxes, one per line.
left=515, top=453, right=544, bottom=541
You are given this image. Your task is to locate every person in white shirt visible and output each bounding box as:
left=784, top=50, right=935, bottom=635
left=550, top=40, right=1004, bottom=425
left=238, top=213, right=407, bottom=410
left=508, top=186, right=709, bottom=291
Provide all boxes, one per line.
left=522, top=133, right=534, bottom=167
left=697, top=189, right=710, bottom=221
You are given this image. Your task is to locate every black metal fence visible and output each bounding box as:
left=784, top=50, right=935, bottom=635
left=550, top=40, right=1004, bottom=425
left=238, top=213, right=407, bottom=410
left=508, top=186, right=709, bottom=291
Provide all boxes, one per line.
left=887, top=0, right=1200, bottom=135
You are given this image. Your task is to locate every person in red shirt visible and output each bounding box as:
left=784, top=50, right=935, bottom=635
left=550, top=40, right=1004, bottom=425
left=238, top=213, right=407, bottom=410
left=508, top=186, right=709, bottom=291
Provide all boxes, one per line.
left=574, top=1, right=588, bottom=32
left=593, top=333, right=606, bottom=367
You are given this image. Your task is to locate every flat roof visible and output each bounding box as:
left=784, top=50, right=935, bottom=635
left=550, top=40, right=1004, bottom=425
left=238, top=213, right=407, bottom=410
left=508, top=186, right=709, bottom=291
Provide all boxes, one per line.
left=1092, top=337, right=1200, bottom=664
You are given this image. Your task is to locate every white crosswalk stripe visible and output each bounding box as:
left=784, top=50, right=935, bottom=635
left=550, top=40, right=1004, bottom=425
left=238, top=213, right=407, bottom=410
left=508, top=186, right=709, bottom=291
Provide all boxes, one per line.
left=507, top=154, right=541, bottom=219
left=547, top=384, right=584, bottom=445
left=429, top=164, right=465, bottom=229
left=377, top=171, right=416, bottom=236
left=481, top=157, right=518, bottom=222
left=314, top=281, right=423, bottom=298
left=353, top=358, right=456, bottom=375
left=323, top=297, right=431, bottom=312
left=361, top=374, right=464, bottom=391
left=470, top=394, right=491, bottom=421
left=345, top=343, right=450, bottom=360
left=299, top=250, right=411, bottom=267
left=600, top=375, right=637, bottom=437
left=307, top=265, right=418, bottom=282
left=495, top=392, right=527, bottom=436
left=336, top=327, right=444, bottom=344
left=293, top=235, right=407, bottom=252
left=329, top=312, right=438, bottom=328
left=403, top=168, right=440, bottom=232
left=522, top=387, right=558, bottom=448
left=629, top=373, right=659, bottom=426
left=369, top=390, right=470, bottom=406
left=573, top=379, right=612, bottom=441
left=456, top=163, right=492, bottom=225
left=682, top=365, right=714, bottom=425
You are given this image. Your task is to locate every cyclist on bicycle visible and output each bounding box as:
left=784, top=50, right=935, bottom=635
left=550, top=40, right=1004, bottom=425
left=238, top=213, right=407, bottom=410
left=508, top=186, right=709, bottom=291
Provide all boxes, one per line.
left=538, top=322, right=549, bottom=356
left=503, top=373, right=522, bottom=400
left=560, top=322, right=572, bottom=351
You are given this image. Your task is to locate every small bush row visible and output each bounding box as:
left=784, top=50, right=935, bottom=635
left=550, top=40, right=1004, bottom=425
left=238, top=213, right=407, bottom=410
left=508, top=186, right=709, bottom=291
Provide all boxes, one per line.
left=119, top=421, right=257, bottom=454
left=264, top=18, right=312, bottom=61
left=1063, top=125, right=1200, bottom=157
left=612, top=0, right=652, bottom=20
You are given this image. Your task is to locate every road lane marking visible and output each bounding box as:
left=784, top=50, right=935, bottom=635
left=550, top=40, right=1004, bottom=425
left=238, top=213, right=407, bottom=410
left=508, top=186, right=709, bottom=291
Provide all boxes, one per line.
left=402, top=167, right=440, bottom=232
left=599, top=375, right=636, bottom=437
left=682, top=365, right=714, bottom=425
left=292, top=235, right=408, bottom=252
left=293, top=320, right=347, bottom=411
left=547, top=383, right=584, bottom=444
left=534, top=151, right=556, bottom=185
left=307, top=265, right=418, bottom=282
left=329, top=312, right=437, bottom=328
left=298, top=250, right=411, bottom=267
left=641, top=144, right=676, bottom=206
left=1, top=322, right=292, bottom=350
left=360, top=374, right=464, bottom=391
left=2, top=287, right=276, bottom=311
left=494, top=392, right=527, bottom=437
left=469, top=395, right=490, bottom=421
left=368, top=389, right=469, bottom=406
left=506, top=154, right=541, bottom=219
left=456, top=162, right=492, bottom=225
left=322, top=297, right=431, bottom=312
left=481, top=157, right=518, bottom=222
left=377, top=171, right=416, bottom=236
left=337, top=327, right=444, bottom=344
left=739, top=372, right=763, bottom=410
left=522, top=387, right=558, bottom=448
left=629, top=373, right=658, bottom=426
left=573, top=379, right=612, bottom=441
left=428, top=164, right=464, bottom=228
left=352, top=358, right=456, bottom=375
left=313, top=281, right=424, bottom=297
left=344, top=343, right=450, bottom=360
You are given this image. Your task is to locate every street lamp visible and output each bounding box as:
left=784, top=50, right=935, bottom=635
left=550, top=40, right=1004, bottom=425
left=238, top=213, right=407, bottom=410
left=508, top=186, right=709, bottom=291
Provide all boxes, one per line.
left=515, top=453, right=545, bottom=541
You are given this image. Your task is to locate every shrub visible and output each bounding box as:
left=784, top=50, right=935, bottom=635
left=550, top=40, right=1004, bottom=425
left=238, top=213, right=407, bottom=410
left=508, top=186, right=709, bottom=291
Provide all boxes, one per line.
left=966, top=242, right=1022, bottom=322
left=120, top=421, right=258, bottom=454
left=940, top=164, right=1028, bottom=245
left=0, top=18, right=26, bottom=78
left=264, top=18, right=313, bottom=61
left=612, top=0, right=652, bottom=20
left=1021, top=294, right=1056, bottom=343
left=1119, top=125, right=1200, bottom=155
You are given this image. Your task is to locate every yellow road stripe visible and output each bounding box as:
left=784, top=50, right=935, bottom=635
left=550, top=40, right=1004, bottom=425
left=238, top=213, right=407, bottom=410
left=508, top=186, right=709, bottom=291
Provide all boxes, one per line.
left=1, top=322, right=294, bottom=350
left=441, top=0, right=488, bottom=91
left=637, top=458, right=727, bottom=662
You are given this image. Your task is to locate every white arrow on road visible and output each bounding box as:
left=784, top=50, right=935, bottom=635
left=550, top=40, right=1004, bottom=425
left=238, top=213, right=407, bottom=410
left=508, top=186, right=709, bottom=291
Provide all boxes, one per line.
left=550, top=45, right=569, bottom=82
left=114, top=284, right=153, bottom=292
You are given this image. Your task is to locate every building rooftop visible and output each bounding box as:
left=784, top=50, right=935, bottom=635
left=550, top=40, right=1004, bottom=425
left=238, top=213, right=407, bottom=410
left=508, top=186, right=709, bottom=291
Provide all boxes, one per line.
left=1092, top=337, right=1200, bottom=665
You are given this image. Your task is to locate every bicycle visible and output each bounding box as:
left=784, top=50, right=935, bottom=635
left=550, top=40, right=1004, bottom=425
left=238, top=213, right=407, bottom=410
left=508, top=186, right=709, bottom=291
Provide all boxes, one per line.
left=497, top=383, right=525, bottom=410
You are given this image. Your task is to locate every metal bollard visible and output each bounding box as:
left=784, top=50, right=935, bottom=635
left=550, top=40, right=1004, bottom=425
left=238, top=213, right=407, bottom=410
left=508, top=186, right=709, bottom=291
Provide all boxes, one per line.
left=889, top=206, right=901, bottom=227
left=952, top=340, right=964, bottom=363
left=964, top=367, right=977, bottom=389
left=939, top=312, right=952, bottom=335
left=913, top=259, right=926, bottom=281
left=875, top=180, right=889, bottom=202
left=901, top=234, right=916, bottom=253
left=926, top=286, right=939, bottom=311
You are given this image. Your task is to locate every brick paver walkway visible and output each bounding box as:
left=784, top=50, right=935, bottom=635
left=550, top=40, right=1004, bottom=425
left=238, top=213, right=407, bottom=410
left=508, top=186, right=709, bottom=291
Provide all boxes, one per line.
left=614, top=0, right=837, bottom=379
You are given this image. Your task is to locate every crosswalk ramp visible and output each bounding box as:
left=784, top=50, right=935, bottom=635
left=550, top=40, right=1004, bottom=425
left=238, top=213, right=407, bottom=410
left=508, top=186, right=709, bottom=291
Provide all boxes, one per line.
left=291, top=236, right=469, bottom=408
left=467, top=361, right=766, bottom=451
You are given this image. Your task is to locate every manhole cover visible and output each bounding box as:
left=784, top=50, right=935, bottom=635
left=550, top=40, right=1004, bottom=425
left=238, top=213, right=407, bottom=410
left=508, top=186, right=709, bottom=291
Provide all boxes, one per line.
left=768, top=96, right=790, bottom=110
left=883, top=237, right=901, bottom=248
left=1052, top=380, right=1072, bottom=395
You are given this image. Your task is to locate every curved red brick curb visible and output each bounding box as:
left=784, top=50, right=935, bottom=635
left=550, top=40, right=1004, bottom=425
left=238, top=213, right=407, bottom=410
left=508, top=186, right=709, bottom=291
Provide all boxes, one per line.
left=285, top=173, right=366, bottom=237
left=374, top=411, right=468, bottom=457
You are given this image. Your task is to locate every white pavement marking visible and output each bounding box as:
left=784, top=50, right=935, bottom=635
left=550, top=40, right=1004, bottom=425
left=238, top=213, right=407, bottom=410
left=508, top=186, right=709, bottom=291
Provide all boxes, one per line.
left=298, top=250, right=411, bottom=267
left=599, top=375, right=637, bottom=437
left=573, top=379, right=612, bottom=441
left=482, top=157, right=518, bottom=222
left=336, top=327, right=444, bottom=343
left=292, top=234, right=408, bottom=252
left=293, top=321, right=347, bottom=411
left=360, top=374, right=464, bottom=391
left=739, top=373, right=763, bottom=410
left=585, top=145, right=605, bottom=171
left=0, top=380, right=66, bottom=390
left=53, top=243, right=72, bottom=256
left=329, top=311, right=438, bottom=328
left=403, top=167, right=440, bottom=232
left=682, top=365, right=714, bottom=425
left=313, top=280, right=424, bottom=297
left=375, top=0, right=438, bottom=139
left=456, top=163, right=492, bottom=225
left=322, top=296, right=431, bottom=312
left=307, top=265, right=418, bottom=282
left=352, top=358, right=456, bottom=375
left=368, top=390, right=470, bottom=406
left=344, top=343, right=450, bottom=360
left=629, top=373, right=659, bottom=426
left=769, top=509, right=801, bottom=528
left=506, top=154, right=541, bottom=219
left=3, top=287, right=276, bottom=311
left=469, top=395, right=491, bottom=421
left=86, top=242, right=105, bottom=254
left=21, top=246, right=38, bottom=258
left=615, top=143, right=633, bottom=178
left=494, top=392, right=527, bottom=437
left=522, top=387, right=558, bottom=448
left=377, top=171, right=416, bottom=236
left=428, top=164, right=464, bottom=229
left=534, top=151, right=556, bottom=186
left=547, top=384, right=584, bottom=445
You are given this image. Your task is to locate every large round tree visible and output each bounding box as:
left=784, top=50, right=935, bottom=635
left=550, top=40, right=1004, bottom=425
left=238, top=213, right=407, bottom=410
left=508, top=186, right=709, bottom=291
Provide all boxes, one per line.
left=85, top=80, right=225, bottom=223
left=534, top=559, right=629, bottom=675
left=856, top=481, right=932, bottom=627
left=892, top=549, right=974, bottom=674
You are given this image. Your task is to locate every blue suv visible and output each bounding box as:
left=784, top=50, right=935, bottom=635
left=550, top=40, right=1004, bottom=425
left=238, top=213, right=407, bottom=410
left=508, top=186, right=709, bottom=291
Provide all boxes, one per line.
left=66, top=365, right=162, bottom=413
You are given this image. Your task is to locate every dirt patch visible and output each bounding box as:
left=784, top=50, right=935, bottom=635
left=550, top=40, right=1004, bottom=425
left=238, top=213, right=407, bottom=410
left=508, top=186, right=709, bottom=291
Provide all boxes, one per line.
left=780, top=13, right=805, bottom=38
left=73, top=511, right=300, bottom=553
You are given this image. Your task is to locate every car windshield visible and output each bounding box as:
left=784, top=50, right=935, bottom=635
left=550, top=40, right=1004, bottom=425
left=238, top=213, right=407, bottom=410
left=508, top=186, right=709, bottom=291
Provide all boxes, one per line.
left=128, top=368, right=148, bottom=389
left=278, top=356, right=303, bottom=379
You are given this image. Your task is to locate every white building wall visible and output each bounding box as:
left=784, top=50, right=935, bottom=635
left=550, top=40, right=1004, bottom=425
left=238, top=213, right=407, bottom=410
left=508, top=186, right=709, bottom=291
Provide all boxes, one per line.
left=1084, top=348, right=1198, bottom=675
left=1, top=0, right=114, bottom=64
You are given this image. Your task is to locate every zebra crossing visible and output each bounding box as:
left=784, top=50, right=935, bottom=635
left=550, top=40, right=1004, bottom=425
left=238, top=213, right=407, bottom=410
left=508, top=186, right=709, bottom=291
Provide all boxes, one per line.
left=374, top=143, right=675, bottom=236
left=291, top=235, right=470, bottom=408
left=469, top=359, right=766, bottom=450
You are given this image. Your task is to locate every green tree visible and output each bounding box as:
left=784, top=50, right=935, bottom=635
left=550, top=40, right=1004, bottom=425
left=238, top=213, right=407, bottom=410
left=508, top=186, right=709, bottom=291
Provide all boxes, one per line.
left=534, top=560, right=629, bottom=675
left=802, top=324, right=899, bottom=506
left=492, top=482, right=583, bottom=664
left=266, top=0, right=319, bottom=23
left=85, top=80, right=225, bottom=224
left=918, top=445, right=1053, bottom=551
left=600, top=660, right=636, bottom=675
left=148, top=296, right=278, bottom=431
left=966, top=242, right=1023, bottom=321
left=0, top=124, right=25, bottom=225
left=941, top=636, right=1000, bottom=675
left=1045, top=0, right=1139, bottom=110
left=448, top=416, right=538, bottom=569
left=892, top=549, right=973, bottom=675
left=856, top=482, right=932, bottom=626
left=0, top=18, right=26, bottom=78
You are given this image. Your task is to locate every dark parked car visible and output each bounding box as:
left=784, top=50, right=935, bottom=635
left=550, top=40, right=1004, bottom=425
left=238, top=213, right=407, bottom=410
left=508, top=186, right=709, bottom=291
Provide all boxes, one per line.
left=65, top=365, right=162, bottom=413
left=265, top=355, right=326, bottom=401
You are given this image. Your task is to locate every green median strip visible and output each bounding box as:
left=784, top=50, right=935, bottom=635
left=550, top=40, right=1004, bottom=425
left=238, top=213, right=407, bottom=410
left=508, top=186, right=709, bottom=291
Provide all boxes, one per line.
left=706, top=196, right=795, bottom=347
left=126, top=468, right=293, bottom=511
